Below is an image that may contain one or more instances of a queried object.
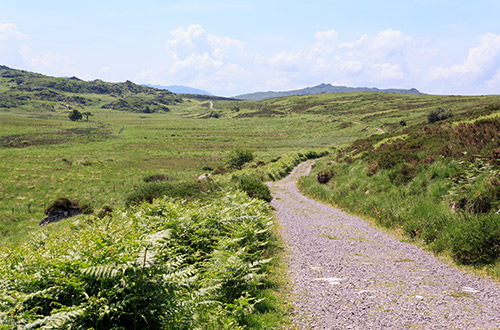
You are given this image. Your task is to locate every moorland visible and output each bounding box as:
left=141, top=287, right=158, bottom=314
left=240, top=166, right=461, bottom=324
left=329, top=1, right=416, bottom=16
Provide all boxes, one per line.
left=0, top=65, right=499, bottom=328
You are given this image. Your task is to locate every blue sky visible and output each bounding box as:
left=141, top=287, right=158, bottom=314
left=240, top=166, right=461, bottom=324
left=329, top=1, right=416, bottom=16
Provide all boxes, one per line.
left=1, top=0, right=500, bottom=96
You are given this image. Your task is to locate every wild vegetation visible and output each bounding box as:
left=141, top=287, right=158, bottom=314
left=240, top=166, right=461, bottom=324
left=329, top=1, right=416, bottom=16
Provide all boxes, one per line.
left=1, top=65, right=500, bottom=327
left=0, top=191, right=283, bottom=329
left=299, top=103, right=500, bottom=277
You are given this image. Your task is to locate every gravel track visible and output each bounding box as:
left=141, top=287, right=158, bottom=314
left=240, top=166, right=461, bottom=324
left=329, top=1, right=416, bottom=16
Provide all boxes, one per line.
left=269, top=160, right=500, bottom=329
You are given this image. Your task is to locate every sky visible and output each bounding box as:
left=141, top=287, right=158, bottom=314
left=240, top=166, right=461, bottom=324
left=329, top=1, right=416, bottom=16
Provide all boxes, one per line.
left=1, top=0, right=500, bottom=96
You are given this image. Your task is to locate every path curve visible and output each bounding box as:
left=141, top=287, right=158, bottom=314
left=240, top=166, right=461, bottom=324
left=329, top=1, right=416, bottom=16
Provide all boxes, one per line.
left=269, top=160, right=500, bottom=329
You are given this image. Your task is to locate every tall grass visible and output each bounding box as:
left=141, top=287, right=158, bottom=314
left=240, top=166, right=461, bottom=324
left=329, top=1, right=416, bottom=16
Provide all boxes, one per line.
left=299, top=153, right=500, bottom=274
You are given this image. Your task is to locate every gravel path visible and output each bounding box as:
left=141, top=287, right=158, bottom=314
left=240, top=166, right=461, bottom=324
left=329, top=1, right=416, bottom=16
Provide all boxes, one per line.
left=269, top=160, right=500, bottom=329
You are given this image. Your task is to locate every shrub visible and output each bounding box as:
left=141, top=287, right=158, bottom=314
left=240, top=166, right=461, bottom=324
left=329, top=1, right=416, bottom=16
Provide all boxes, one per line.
left=427, top=107, right=453, bottom=124
left=447, top=160, right=500, bottom=213
left=316, top=168, right=335, bottom=184
left=227, top=148, right=254, bottom=170
left=40, top=197, right=93, bottom=226
left=388, top=163, right=416, bottom=186
left=450, top=213, right=500, bottom=265
left=238, top=176, right=272, bottom=202
left=68, top=109, right=83, bottom=121
left=143, top=173, right=174, bottom=182
left=125, top=181, right=214, bottom=207
left=212, top=166, right=233, bottom=175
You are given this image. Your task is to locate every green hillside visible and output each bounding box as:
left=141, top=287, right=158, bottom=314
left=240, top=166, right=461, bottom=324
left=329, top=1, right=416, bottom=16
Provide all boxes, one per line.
left=300, top=104, right=500, bottom=276
left=1, top=66, right=500, bottom=328
left=234, top=83, right=422, bottom=101
left=0, top=65, right=183, bottom=113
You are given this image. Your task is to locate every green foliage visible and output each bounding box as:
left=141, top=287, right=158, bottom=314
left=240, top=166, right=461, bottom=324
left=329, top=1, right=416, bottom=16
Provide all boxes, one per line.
left=0, top=191, right=280, bottom=328
left=427, top=107, right=453, bottom=124
left=316, top=168, right=335, bottom=184
left=300, top=139, right=500, bottom=270
left=349, top=115, right=500, bottom=171
left=142, top=173, right=175, bottom=183
left=237, top=176, right=272, bottom=202
left=68, top=109, right=83, bottom=121
left=449, top=213, right=500, bottom=265
left=227, top=148, right=254, bottom=170
left=124, top=180, right=216, bottom=207
left=447, top=160, right=500, bottom=213
left=388, top=162, right=416, bottom=186
left=82, top=111, right=93, bottom=121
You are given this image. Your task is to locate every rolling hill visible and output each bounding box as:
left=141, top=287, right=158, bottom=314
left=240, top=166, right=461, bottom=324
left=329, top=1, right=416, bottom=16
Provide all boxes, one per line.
left=234, top=83, right=422, bottom=101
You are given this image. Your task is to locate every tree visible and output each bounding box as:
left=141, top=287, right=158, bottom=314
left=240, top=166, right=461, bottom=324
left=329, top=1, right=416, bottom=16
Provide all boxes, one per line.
left=226, top=147, right=254, bottom=169
left=68, top=109, right=83, bottom=121
left=82, top=111, right=94, bottom=121
left=427, top=108, right=453, bottom=124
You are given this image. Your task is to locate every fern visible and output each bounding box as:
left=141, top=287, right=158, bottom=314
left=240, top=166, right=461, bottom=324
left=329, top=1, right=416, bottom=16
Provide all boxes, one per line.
left=24, top=306, right=86, bottom=329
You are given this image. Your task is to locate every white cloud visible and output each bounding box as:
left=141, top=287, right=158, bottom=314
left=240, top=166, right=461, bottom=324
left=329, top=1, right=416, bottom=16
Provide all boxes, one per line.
left=262, top=29, right=415, bottom=89
left=166, top=24, right=244, bottom=61
left=0, top=23, right=28, bottom=67
left=134, top=24, right=250, bottom=95
left=0, top=23, right=27, bottom=41
left=430, top=33, right=500, bottom=82
left=20, top=45, right=75, bottom=76
left=137, top=25, right=500, bottom=96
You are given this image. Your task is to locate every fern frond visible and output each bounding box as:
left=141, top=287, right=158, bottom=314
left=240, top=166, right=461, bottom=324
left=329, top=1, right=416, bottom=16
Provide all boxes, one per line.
left=81, top=264, right=123, bottom=279
left=24, top=306, right=86, bottom=329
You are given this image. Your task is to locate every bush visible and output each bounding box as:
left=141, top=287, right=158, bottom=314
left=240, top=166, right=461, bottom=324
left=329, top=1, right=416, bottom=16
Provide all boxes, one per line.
left=427, top=107, right=453, bottom=124
left=227, top=148, right=254, bottom=170
left=316, top=168, right=335, bottom=184
left=143, top=173, right=174, bottom=182
left=68, top=109, right=83, bottom=121
left=0, top=191, right=279, bottom=329
left=450, top=213, right=500, bottom=265
left=388, top=163, right=416, bottom=186
left=447, top=160, right=500, bottom=213
left=238, top=176, right=272, bottom=202
left=125, top=181, right=214, bottom=207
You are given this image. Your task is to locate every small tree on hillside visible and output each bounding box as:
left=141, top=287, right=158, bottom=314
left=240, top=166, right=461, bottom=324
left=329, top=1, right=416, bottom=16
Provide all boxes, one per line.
left=427, top=108, right=453, bottom=124
left=68, top=109, right=83, bottom=121
left=82, top=111, right=93, bottom=121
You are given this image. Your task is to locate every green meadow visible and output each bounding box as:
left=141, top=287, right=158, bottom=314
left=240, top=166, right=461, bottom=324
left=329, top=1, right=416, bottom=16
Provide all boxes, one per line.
left=2, top=90, right=500, bottom=243
left=2, top=66, right=500, bottom=327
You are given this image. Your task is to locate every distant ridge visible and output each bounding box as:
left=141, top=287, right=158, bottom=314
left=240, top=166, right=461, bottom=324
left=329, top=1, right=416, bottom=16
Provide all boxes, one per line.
left=142, top=84, right=212, bottom=96
left=234, top=83, right=422, bottom=101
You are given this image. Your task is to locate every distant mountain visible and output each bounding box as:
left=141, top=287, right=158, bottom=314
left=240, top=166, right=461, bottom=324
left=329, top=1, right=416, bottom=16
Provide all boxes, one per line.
left=142, top=84, right=212, bottom=96
left=234, top=83, right=422, bottom=101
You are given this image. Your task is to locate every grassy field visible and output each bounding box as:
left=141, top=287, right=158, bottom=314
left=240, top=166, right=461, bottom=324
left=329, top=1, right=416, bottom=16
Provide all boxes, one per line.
left=2, top=67, right=500, bottom=327
left=2, top=91, right=500, bottom=243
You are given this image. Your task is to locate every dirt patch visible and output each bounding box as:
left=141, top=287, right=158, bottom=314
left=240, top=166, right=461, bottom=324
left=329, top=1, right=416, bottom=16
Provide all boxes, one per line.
left=39, top=197, right=91, bottom=226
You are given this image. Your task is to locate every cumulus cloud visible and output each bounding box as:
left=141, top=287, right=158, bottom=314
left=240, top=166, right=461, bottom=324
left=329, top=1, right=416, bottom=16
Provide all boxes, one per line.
left=0, top=23, right=28, bottom=67
left=138, top=25, right=500, bottom=96
left=136, top=24, right=249, bottom=95
left=265, top=29, right=414, bottom=89
left=20, top=46, right=75, bottom=76
left=0, top=23, right=27, bottom=41
left=430, top=33, right=500, bottom=85
left=166, top=24, right=245, bottom=61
